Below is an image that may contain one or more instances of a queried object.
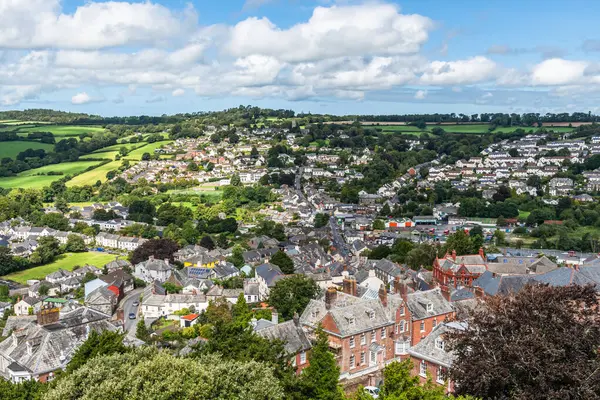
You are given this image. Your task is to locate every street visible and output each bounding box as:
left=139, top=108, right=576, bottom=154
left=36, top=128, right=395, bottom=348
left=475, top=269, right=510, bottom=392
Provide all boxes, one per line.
left=120, top=288, right=143, bottom=336
left=329, top=216, right=350, bottom=256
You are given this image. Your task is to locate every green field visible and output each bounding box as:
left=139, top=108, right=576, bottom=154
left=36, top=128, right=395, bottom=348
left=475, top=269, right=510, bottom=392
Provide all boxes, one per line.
left=93, top=143, right=143, bottom=153
left=0, top=161, right=103, bottom=189
left=80, top=151, right=118, bottom=160
left=518, top=210, right=531, bottom=218
left=363, top=123, right=577, bottom=135
left=66, top=160, right=122, bottom=187
left=0, top=141, right=54, bottom=159
left=16, top=125, right=106, bottom=139
left=124, top=141, right=173, bottom=160
left=3, top=252, right=117, bottom=284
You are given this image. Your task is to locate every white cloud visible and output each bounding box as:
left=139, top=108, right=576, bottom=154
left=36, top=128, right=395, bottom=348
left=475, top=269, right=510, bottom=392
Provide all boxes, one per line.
left=172, top=88, right=185, bottom=97
left=227, top=3, right=433, bottom=62
left=71, top=92, right=92, bottom=105
left=414, top=89, right=427, bottom=99
left=420, top=56, right=497, bottom=85
left=146, top=95, right=165, bottom=103
left=0, top=0, right=197, bottom=49
left=531, top=58, right=588, bottom=86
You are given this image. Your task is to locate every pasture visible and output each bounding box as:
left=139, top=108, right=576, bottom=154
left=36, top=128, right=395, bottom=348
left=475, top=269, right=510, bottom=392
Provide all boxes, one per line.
left=66, top=160, right=122, bottom=187
left=124, top=141, right=173, bottom=160
left=92, top=143, right=143, bottom=154
left=80, top=151, right=119, bottom=160
left=0, top=141, right=54, bottom=159
left=0, top=161, right=103, bottom=189
left=3, top=252, right=117, bottom=284
left=16, top=125, right=106, bottom=139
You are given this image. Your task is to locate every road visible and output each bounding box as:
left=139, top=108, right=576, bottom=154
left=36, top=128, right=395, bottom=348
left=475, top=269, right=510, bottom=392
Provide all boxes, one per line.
left=330, top=216, right=350, bottom=256
left=120, top=288, right=143, bottom=336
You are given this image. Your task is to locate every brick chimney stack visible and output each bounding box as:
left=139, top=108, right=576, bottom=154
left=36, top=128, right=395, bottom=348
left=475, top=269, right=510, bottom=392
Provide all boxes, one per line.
left=479, top=247, right=485, bottom=259
left=378, top=284, right=387, bottom=307
left=399, top=282, right=408, bottom=302
left=451, top=250, right=457, bottom=261
left=325, top=287, right=337, bottom=310
left=393, top=276, right=401, bottom=294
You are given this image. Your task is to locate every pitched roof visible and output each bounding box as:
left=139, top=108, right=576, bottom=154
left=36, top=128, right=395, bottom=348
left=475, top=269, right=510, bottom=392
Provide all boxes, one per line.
left=406, top=288, right=454, bottom=320
left=255, top=320, right=312, bottom=354
left=408, top=323, right=462, bottom=368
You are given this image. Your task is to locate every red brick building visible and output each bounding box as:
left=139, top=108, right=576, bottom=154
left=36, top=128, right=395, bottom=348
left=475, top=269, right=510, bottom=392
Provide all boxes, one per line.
left=433, top=249, right=488, bottom=288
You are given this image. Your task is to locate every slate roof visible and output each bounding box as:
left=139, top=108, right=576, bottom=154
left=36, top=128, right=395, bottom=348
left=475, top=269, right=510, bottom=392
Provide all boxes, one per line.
left=255, top=320, right=312, bottom=354
left=104, top=259, right=132, bottom=270
left=255, top=263, right=284, bottom=287
left=406, top=288, right=454, bottom=320
left=213, top=263, right=239, bottom=278
left=439, top=254, right=487, bottom=274
left=374, top=259, right=404, bottom=277
left=137, top=258, right=171, bottom=271
left=408, top=323, right=462, bottom=368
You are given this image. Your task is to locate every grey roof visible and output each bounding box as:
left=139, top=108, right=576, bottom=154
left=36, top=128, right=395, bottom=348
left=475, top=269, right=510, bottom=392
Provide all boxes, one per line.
left=529, top=256, right=558, bottom=274
left=374, top=259, right=404, bottom=277
left=46, top=269, right=73, bottom=280
left=255, top=263, right=284, bottom=286
left=104, top=259, right=131, bottom=270
left=138, top=258, right=172, bottom=272
left=406, top=288, right=454, bottom=320
left=408, top=323, right=460, bottom=368
left=213, top=263, right=239, bottom=278
left=255, top=320, right=312, bottom=354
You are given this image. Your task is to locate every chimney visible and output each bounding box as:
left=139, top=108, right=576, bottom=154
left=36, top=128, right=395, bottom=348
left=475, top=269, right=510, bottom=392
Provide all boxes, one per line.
left=451, top=250, right=457, bottom=261
left=393, top=276, right=401, bottom=294
left=271, top=309, right=279, bottom=325
left=351, top=279, right=357, bottom=297
left=325, top=287, right=337, bottom=310
left=378, top=284, right=387, bottom=307
left=164, top=258, right=170, bottom=266
left=440, top=285, right=451, bottom=302
left=293, top=312, right=300, bottom=327
left=342, top=278, right=352, bottom=295
left=148, top=255, right=155, bottom=261
left=479, top=247, right=485, bottom=259
left=399, top=282, right=408, bottom=302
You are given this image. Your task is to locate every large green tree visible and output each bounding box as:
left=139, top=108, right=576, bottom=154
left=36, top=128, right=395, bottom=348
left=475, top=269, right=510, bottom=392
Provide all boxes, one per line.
left=270, top=251, right=295, bottom=274
left=67, top=330, right=129, bottom=373
left=299, top=326, right=343, bottom=400
left=269, top=275, right=320, bottom=320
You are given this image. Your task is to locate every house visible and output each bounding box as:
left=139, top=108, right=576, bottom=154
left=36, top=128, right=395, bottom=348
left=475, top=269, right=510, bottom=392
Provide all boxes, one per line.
left=373, top=259, right=405, bottom=284
left=255, top=263, right=285, bottom=301
left=0, top=302, right=12, bottom=318
left=300, top=287, right=396, bottom=380
left=99, top=269, right=134, bottom=296
left=180, top=314, right=200, bottom=328
left=134, top=256, right=173, bottom=283
left=14, top=297, right=42, bottom=316
left=104, top=259, right=132, bottom=272
left=60, top=276, right=82, bottom=293
left=255, top=315, right=312, bottom=374
left=206, top=285, right=244, bottom=303
left=85, top=286, right=118, bottom=315
left=433, top=249, right=488, bottom=288
left=401, top=287, right=456, bottom=347
left=408, top=322, right=464, bottom=392
left=0, top=304, right=116, bottom=382
left=45, top=269, right=73, bottom=284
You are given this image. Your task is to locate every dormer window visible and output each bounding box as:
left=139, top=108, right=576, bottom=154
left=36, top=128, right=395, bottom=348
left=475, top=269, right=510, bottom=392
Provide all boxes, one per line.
left=349, top=317, right=355, bottom=325
left=435, top=337, right=445, bottom=350
left=426, top=303, right=433, bottom=313
left=367, top=310, right=375, bottom=320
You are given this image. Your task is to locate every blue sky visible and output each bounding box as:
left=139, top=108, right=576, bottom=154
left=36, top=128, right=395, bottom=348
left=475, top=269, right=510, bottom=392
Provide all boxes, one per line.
left=1, top=0, right=600, bottom=116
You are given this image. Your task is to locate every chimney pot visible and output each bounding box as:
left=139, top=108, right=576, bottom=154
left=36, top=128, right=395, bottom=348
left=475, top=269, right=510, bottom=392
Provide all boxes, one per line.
left=293, top=312, right=300, bottom=327
left=325, top=287, right=337, bottom=310
left=271, top=310, right=279, bottom=325
left=378, top=284, right=387, bottom=307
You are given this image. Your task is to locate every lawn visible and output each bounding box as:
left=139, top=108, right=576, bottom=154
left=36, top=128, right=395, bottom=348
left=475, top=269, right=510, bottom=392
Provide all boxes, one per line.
left=0, top=161, right=103, bottom=189
left=124, top=141, right=173, bottom=160
left=518, top=210, right=531, bottom=218
left=66, top=160, right=122, bottom=187
left=3, top=252, right=118, bottom=284
left=0, top=141, right=54, bottom=159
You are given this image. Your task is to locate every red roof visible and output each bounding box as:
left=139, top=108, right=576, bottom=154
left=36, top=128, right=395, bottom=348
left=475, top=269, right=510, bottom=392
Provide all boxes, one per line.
left=107, top=285, right=120, bottom=297
left=181, top=314, right=200, bottom=321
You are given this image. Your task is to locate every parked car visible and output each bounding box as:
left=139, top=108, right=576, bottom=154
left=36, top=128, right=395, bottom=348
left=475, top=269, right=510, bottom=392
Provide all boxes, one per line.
left=363, top=386, right=379, bottom=399
left=132, top=301, right=139, bottom=307
left=129, top=313, right=136, bottom=319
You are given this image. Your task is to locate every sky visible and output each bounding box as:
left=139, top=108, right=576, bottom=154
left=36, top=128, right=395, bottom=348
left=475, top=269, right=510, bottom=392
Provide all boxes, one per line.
left=1, top=0, right=600, bottom=117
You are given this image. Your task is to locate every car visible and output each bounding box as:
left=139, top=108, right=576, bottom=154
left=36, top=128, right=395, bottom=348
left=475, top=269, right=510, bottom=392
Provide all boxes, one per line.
left=363, top=386, right=379, bottom=398
left=132, top=301, right=139, bottom=307
left=129, top=313, right=136, bottom=319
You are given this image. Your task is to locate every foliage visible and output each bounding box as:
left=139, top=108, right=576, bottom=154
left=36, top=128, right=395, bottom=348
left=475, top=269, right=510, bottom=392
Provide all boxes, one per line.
left=199, top=235, right=215, bottom=250
left=135, top=317, right=150, bottom=342
left=269, top=275, right=320, bottom=320
left=65, top=234, right=86, bottom=252
left=0, top=379, right=46, bottom=400
left=231, top=293, right=252, bottom=327
left=449, top=284, right=600, bottom=400
left=67, top=330, right=129, bottom=373
left=314, top=213, right=329, bottom=228
left=162, top=282, right=182, bottom=294
left=444, top=231, right=480, bottom=256
left=130, top=239, right=180, bottom=264
left=30, top=236, right=61, bottom=265
left=45, top=349, right=284, bottom=400
left=270, top=250, right=295, bottom=274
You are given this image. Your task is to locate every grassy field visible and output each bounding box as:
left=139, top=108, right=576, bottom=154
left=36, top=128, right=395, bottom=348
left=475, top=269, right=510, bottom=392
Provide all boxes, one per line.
left=16, top=125, right=106, bottom=139
left=518, top=210, right=531, bottom=218
left=93, top=143, right=143, bottom=153
left=66, top=160, right=122, bottom=187
left=0, top=161, right=103, bottom=189
left=0, top=141, right=54, bottom=159
left=80, top=151, right=118, bottom=160
left=3, top=252, right=117, bottom=284
left=124, top=141, right=173, bottom=160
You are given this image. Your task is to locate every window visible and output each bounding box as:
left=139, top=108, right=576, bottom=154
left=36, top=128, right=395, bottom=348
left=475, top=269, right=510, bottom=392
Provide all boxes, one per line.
left=360, top=352, right=366, bottom=365
left=371, top=330, right=376, bottom=342
left=360, top=333, right=366, bottom=345
left=350, top=336, right=355, bottom=348
left=381, top=327, right=386, bottom=339
left=400, top=306, right=405, bottom=316
left=419, top=360, right=427, bottom=377
left=300, top=351, right=307, bottom=364
left=435, top=338, right=445, bottom=350
left=420, top=321, right=425, bottom=332
left=349, top=317, right=355, bottom=326
left=349, top=354, right=355, bottom=369
left=436, top=366, right=445, bottom=384
left=395, top=341, right=407, bottom=355
left=400, top=320, right=406, bottom=332
left=368, top=310, right=375, bottom=320
left=426, top=303, right=433, bottom=313
left=432, top=318, right=437, bottom=328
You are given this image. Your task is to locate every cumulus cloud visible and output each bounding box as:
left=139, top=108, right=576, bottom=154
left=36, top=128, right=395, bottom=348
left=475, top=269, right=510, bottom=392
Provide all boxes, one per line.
left=226, top=3, right=433, bottom=62
left=172, top=88, right=185, bottom=97
left=531, top=58, right=588, bottom=85
left=71, top=92, right=92, bottom=104
left=414, top=89, right=427, bottom=99
left=420, top=56, right=497, bottom=85
left=146, top=95, right=165, bottom=103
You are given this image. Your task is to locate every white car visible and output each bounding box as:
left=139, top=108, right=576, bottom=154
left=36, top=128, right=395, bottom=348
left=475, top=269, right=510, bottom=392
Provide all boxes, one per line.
left=363, top=386, right=379, bottom=398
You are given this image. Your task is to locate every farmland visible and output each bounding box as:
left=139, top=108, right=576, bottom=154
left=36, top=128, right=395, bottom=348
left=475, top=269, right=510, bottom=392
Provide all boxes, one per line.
left=92, top=143, right=144, bottom=154
left=0, top=161, right=103, bottom=189
left=0, top=141, right=54, bottom=159
left=14, top=125, right=106, bottom=140
left=2, top=252, right=117, bottom=284
left=66, top=160, right=123, bottom=187
left=124, top=141, right=173, bottom=160
left=361, top=122, right=576, bottom=135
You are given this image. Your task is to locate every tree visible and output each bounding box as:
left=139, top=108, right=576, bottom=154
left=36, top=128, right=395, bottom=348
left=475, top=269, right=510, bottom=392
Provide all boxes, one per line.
left=492, top=185, right=511, bottom=202
left=367, top=245, right=391, bottom=260
left=314, top=213, right=329, bottom=229
left=469, top=225, right=483, bottom=237
left=38, top=284, right=49, bottom=296
left=269, top=275, right=320, bottom=320
left=66, top=234, right=86, bottom=252
left=54, top=197, right=70, bottom=213
left=141, top=152, right=151, bottom=161
left=130, top=238, right=180, bottom=265
left=380, top=203, right=391, bottom=217
left=31, top=236, right=61, bottom=265
left=45, top=349, right=284, bottom=400
left=299, top=325, right=343, bottom=400
left=270, top=250, right=295, bottom=274
left=0, top=379, right=46, bottom=400
left=135, top=317, right=150, bottom=342
left=372, top=219, right=385, bottom=230
left=230, top=173, right=242, bottom=186
left=200, top=235, right=216, bottom=251
left=444, top=230, right=474, bottom=256
left=449, top=284, right=600, bottom=400
left=187, top=161, right=199, bottom=171
left=67, top=330, right=128, bottom=373
left=227, top=245, right=245, bottom=268
left=493, top=229, right=506, bottom=246
left=162, top=282, right=182, bottom=294
left=231, top=293, right=252, bottom=326
left=41, top=212, right=69, bottom=230
left=0, top=284, right=9, bottom=299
